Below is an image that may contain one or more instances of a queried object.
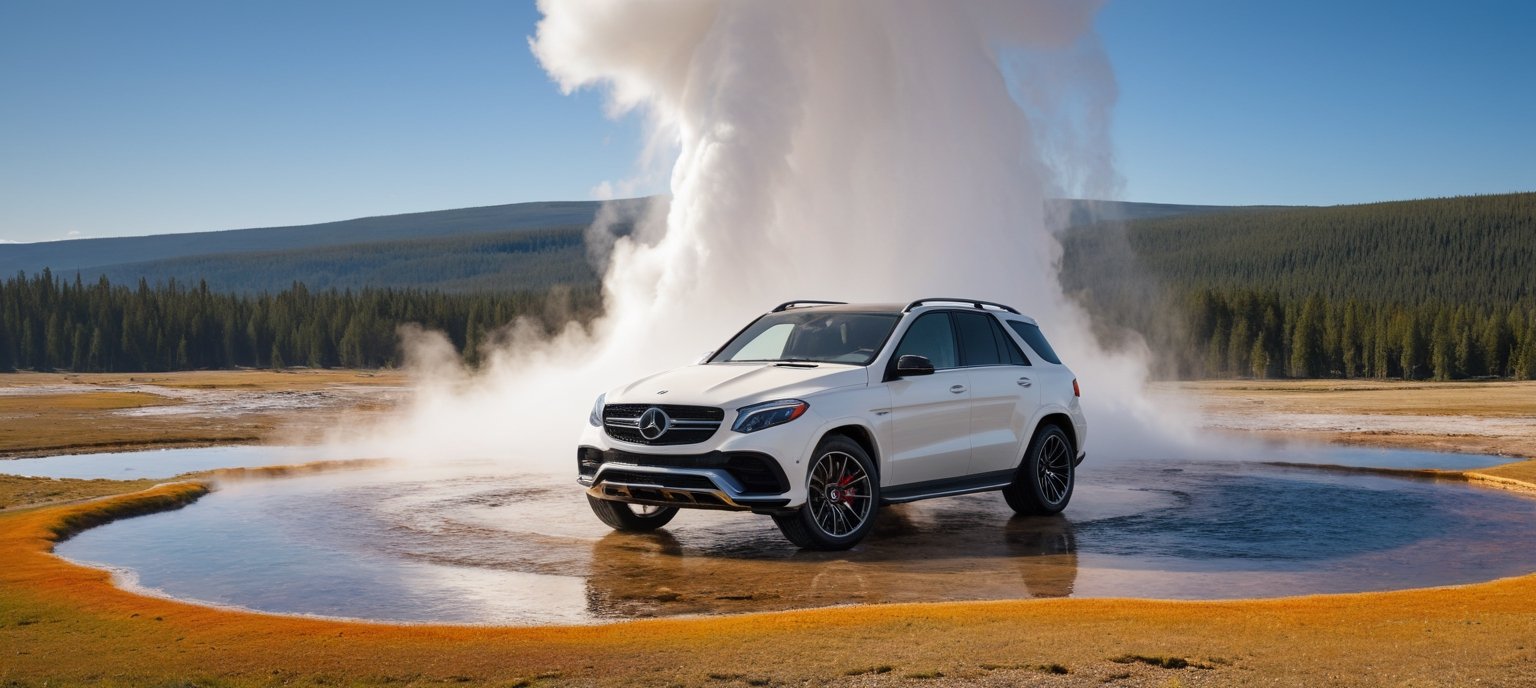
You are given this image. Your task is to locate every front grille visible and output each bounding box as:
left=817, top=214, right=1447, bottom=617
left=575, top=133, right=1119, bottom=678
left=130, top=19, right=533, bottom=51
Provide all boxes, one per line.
left=602, top=404, right=724, bottom=446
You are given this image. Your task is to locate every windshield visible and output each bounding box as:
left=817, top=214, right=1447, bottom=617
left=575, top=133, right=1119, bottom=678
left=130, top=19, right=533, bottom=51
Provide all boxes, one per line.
left=710, top=311, right=900, bottom=366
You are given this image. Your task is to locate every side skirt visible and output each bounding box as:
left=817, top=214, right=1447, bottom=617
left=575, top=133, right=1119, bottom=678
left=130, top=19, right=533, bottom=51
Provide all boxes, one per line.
left=880, top=469, right=1016, bottom=504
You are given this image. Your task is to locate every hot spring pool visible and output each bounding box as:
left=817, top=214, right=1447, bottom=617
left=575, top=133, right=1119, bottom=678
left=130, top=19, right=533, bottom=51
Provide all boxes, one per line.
left=30, top=447, right=1536, bottom=625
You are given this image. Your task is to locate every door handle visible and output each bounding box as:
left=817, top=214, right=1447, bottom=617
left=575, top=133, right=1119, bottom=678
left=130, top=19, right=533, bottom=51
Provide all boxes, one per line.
left=1017, top=377, right=1033, bottom=388
left=949, top=384, right=967, bottom=394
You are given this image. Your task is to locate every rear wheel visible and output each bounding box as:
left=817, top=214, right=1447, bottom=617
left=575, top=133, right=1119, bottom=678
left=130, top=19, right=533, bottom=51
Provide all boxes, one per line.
left=1003, top=424, right=1075, bottom=515
left=773, top=436, right=880, bottom=550
left=587, top=495, right=679, bottom=531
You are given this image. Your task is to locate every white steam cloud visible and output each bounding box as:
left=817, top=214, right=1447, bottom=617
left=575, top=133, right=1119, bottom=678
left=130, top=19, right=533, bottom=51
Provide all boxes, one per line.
left=337, top=0, right=1200, bottom=469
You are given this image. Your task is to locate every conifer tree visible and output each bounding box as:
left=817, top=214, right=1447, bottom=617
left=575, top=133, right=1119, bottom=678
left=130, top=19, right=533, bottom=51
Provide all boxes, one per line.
left=1289, top=295, right=1325, bottom=378
left=1250, top=338, right=1270, bottom=379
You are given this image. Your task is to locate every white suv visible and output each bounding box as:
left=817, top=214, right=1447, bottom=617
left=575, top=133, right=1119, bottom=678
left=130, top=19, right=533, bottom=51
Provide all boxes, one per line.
left=577, top=298, right=1087, bottom=550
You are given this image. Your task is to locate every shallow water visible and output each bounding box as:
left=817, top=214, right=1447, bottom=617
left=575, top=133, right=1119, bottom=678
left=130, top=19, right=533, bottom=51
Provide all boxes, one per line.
left=56, top=450, right=1536, bottom=625
left=1249, top=444, right=1517, bottom=470
left=3, top=442, right=1508, bottom=480
left=0, top=446, right=331, bottom=479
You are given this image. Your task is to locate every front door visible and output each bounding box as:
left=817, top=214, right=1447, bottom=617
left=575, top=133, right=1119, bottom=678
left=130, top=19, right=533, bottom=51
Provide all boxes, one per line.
left=883, top=312, right=973, bottom=486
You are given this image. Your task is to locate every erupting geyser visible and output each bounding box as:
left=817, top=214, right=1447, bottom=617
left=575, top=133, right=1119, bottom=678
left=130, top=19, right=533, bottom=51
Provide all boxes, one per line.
left=342, top=0, right=1195, bottom=468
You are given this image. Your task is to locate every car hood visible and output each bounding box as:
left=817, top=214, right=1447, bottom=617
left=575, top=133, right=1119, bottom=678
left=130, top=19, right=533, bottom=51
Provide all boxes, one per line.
left=608, top=363, right=869, bottom=408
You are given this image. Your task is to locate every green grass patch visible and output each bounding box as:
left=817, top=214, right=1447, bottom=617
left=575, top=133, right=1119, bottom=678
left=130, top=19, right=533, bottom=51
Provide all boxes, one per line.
left=1111, top=654, right=1211, bottom=670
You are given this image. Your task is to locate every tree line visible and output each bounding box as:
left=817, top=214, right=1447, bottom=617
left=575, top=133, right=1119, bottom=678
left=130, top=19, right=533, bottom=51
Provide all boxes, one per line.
left=1161, top=288, right=1536, bottom=380
left=1059, top=192, right=1536, bottom=379
left=0, top=270, right=599, bottom=372
left=1061, top=192, right=1535, bottom=306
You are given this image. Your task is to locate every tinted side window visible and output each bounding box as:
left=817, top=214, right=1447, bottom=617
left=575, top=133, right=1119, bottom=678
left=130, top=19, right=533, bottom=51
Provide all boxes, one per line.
left=989, top=317, right=1030, bottom=366
left=953, top=311, right=1003, bottom=367
left=893, top=313, right=957, bottom=369
left=1007, top=321, right=1062, bottom=364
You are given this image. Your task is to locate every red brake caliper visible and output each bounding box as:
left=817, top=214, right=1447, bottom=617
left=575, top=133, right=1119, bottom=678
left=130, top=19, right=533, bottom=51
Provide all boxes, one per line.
left=835, top=473, right=858, bottom=506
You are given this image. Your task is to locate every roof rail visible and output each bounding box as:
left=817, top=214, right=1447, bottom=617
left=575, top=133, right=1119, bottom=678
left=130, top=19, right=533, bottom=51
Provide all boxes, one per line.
left=903, top=298, right=1020, bottom=314
left=771, top=300, right=847, bottom=312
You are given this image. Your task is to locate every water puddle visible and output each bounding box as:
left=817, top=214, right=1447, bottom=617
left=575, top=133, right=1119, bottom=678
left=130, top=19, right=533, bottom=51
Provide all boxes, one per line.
left=52, top=449, right=1536, bottom=624
left=1251, top=445, right=1517, bottom=470
left=0, top=446, right=333, bottom=480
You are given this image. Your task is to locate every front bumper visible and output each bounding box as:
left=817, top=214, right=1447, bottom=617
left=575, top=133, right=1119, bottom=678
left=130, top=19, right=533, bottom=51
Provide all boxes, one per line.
left=577, top=405, right=823, bottom=510
left=578, top=447, right=793, bottom=512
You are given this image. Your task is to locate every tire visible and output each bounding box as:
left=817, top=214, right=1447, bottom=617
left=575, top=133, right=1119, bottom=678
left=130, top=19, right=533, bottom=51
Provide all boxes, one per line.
left=586, top=495, right=679, bottom=531
left=1003, top=424, right=1075, bottom=516
left=773, top=435, right=880, bottom=550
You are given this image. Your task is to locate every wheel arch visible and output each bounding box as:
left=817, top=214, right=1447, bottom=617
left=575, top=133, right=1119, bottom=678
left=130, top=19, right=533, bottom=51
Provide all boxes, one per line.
left=819, top=423, right=881, bottom=480
left=1032, top=412, right=1078, bottom=456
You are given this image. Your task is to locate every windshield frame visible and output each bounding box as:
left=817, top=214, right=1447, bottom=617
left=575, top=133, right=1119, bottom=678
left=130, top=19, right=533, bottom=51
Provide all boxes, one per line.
left=707, top=309, right=902, bottom=367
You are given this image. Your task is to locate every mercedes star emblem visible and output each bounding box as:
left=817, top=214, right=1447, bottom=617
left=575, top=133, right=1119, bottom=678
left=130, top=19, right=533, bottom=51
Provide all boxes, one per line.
left=637, top=407, right=671, bottom=441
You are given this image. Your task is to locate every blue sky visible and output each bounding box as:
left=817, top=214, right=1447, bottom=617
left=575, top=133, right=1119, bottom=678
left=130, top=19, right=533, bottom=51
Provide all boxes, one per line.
left=1, top=1, right=1532, bottom=242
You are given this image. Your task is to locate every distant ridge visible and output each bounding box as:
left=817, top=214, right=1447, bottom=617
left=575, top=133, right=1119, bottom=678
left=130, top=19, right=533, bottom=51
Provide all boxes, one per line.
left=0, top=197, right=1244, bottom=293
left=0, top=198, right=647, bottom=277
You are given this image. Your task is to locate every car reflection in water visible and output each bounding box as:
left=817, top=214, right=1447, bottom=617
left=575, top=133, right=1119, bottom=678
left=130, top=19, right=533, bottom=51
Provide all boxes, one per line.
left=584, top=496, right=1079, bottom=619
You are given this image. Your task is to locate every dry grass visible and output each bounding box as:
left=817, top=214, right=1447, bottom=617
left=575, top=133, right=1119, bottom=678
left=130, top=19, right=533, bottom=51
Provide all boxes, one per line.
left=1165, top=379, right=1536, bottom=416
left=0, top=368, right=407, bottom=392
left=1165, top=379, right=1536, bottom=459
left=0, top=370, right=403, bottom=458
left=0, top=399, right=263, bottom=457
left=0, top=474, right=164, bottom=510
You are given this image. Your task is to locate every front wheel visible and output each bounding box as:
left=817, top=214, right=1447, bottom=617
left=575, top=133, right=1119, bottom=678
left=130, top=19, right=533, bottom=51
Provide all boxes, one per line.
left=773, top=436, right=880, bottom=551
left=587, top=495, right=679, bottom=531
left=1003, top=425, right=1075, bottom=515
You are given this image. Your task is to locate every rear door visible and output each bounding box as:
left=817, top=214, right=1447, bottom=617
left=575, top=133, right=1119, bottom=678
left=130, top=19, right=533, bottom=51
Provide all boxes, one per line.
left=953, top=311, right=1040, bottom=476
left=883, top=311, right=973, bottom=486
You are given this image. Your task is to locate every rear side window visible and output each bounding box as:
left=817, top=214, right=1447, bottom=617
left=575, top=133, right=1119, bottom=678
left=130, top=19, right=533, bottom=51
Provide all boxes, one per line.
left=1007, top=321, right=1062, bottom=364
left=953, top=311, right=1003, bottom=366
left=989, top=317, right=1030, bottom=366
left=893, top=312, right=958, bottom=369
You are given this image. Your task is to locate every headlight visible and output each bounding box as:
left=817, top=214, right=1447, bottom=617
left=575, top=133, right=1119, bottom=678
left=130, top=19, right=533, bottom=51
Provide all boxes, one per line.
left=588, top=393, right=606, bottom=427
left=732, top=399, right=809, bottom=433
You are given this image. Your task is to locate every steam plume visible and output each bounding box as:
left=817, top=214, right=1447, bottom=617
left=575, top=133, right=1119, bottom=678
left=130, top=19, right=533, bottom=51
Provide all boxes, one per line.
left=341, top=0, right=1197, bottom=468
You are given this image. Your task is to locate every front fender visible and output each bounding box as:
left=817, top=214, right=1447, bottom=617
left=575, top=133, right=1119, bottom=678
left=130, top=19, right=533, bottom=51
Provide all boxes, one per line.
left=799, top=415, right=886, bottom=482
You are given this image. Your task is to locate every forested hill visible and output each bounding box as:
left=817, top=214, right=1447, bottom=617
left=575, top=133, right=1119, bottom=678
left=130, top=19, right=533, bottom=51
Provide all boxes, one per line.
left=1060, top=192, right=1536, bottom=380
left=1062, top=192, right=1536, bottom=305
left=90, top=226, right=598, bottom=295
left=0, top=198, right=646, bottom=278
left=4, top=192, right=1533, bottom=378
left=1, top=198, right=1229, bottom=294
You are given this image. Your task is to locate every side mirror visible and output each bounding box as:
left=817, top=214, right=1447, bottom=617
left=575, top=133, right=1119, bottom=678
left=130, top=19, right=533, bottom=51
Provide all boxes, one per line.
left=895, top=354, right=935, bottom=377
